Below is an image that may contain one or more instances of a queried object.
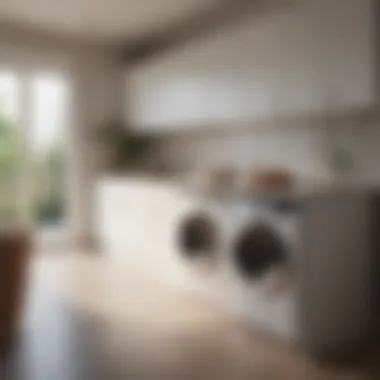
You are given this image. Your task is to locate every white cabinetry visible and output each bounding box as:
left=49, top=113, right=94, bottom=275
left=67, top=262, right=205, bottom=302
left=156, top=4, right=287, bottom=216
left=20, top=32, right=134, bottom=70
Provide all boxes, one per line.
left=128, top=52, right=209, bottom=131
left=309, top=0, right=376, bottom=111
left=127, top=0, right=377, bottom=131
left=95, top=178, right=222, bottom=294
left=95, top=179, right=192, bottom=278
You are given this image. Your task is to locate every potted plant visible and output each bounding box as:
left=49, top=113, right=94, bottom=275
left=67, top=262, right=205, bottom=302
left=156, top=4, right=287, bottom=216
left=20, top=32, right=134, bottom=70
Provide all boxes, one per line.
left=0, top=228, right=31, bottom=346
left=95, top=119, right=159, bottom=173
left=322, top=126, right=355, bottom=186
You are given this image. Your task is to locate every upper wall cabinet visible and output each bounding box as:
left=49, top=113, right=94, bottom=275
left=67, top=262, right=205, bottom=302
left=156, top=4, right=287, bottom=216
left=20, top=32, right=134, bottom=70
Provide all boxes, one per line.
left=127, top=0, right=376, bottom=131
left=308, top=0, right=376, bottom=111
left=127, top=40, right=211, bottom=131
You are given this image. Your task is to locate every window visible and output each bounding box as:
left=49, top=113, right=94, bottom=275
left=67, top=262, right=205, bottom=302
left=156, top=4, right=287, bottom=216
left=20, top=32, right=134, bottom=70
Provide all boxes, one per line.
left=0, top=69, right=71, bottom=237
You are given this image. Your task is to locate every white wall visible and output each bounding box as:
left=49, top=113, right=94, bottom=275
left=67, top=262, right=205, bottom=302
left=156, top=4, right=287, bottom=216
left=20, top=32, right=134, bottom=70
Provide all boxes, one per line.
left=158, top=121, right=380, bottom=184
left=0, top=31, right=123, bottom=245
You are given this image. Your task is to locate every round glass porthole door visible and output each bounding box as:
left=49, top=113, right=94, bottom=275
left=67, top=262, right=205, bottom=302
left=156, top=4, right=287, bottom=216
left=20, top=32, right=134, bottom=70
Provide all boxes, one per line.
left=177, top=212, right=219, bottom=260
left=233, top=223, right=286, bottom=280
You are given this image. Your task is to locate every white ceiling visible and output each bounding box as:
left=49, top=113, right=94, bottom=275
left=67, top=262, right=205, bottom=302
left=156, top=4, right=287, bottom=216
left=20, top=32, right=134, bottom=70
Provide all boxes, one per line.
left=0, top=0, right=224, bottom=43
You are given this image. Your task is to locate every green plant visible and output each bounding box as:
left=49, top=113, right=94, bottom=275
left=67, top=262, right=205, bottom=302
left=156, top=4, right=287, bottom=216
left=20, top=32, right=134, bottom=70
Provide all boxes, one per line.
left=0, top=110, right=20, bottom=222
left=95, top=119, right=158, bottom=171
left=328, top=146, right=353, bottom=176
left=33, top=143, right=65, bottom=225
left=0, top=112, right=20, bottom=177
left=0, top=108, right=66, bottom=226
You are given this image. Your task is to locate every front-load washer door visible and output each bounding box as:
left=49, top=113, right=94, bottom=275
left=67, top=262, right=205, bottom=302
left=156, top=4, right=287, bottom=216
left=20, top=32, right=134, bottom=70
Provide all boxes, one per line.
left=232, top=222, right=286, bottom=280
left=176, top=211, right=220, bottom=262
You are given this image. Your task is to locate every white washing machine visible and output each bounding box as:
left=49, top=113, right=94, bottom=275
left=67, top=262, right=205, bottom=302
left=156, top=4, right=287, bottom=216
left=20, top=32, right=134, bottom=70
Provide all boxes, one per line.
left=216, top=197, right=300, bottom=340
left=96, top=178, right=224, bottom=296
left=216, top=190, right=378, bottom=357
left=169, top=190, right=227, bottom=300
left=98, top=179, right=378, bottom=357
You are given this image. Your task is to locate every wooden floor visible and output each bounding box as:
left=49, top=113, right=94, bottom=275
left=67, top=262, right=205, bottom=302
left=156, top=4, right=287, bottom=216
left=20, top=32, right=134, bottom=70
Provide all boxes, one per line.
left=1, top=253, right=380, bottom=380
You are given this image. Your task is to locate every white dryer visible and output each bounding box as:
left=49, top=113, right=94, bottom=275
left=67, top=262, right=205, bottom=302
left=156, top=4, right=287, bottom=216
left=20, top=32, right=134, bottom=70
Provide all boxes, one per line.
left=218, top=197, right=299, bottom=340
left=98, top=179, right=378, bottom=357
left=170, top=191, right=226, bottom=300
left=218, top=190, right=378, bottom=358
left=96, top=178, right=224, bottom=298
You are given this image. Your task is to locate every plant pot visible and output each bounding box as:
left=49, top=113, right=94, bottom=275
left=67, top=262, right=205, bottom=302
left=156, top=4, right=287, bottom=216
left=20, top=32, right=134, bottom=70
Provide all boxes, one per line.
left=0, top=230, right=31, bottom=347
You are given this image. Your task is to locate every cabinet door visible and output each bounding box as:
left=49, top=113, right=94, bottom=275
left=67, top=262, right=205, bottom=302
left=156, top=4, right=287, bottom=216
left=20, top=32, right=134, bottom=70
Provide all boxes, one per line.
left=310, top=0, right=376, bottom=111
left=128, top=49, right=209, bottom=131
left=233, top=13, right=281, bottom=121
left=270, top=2, right=318, bottom=116
left=128, top=11, right=295, bottom=130
left=127, top=0, right=376, bottom=131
